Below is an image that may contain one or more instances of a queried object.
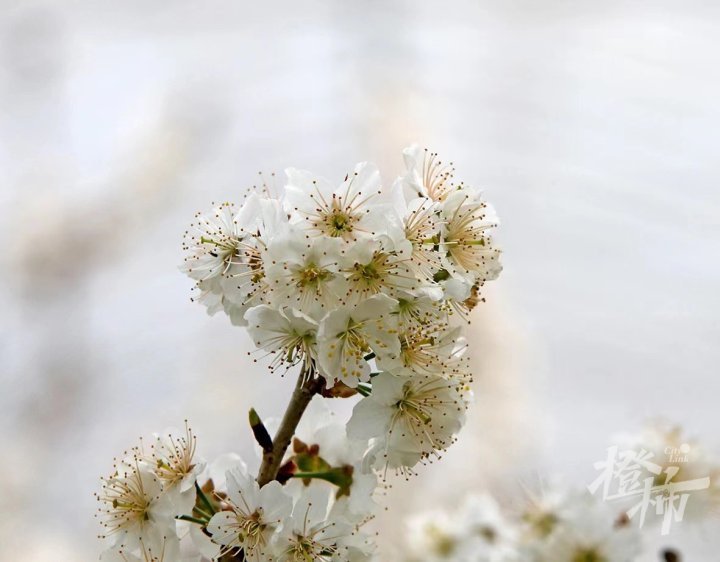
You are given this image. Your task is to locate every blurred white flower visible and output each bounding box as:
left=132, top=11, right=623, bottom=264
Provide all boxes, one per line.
left=532, top=495, right=641, bottom=562
left=400, top=488, right=648, bottom=562
left=612, top=421, right=720, bottom=524
left=519, top=485, right=572, bottom=542
left=404, top=494, right=517, bottom=562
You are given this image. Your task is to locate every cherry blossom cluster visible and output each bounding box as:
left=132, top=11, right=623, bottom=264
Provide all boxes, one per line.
left=612, top=421, right=720, bottom=524
left=401, top=422, right=720, bottom=562
left=181, top=145, right=501, bottom=331
left=97, top=145, right=502, bottom=561
left=96, top=425, right=208, bottom=561
left=96, top=405, right=376, bottom=561
left=181, top=145, right=501, bottom=470
left=401, top=488, right=642, bottom=562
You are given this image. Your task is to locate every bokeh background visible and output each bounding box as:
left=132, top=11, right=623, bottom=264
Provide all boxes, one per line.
left=1, top=1, right=719, bottom=560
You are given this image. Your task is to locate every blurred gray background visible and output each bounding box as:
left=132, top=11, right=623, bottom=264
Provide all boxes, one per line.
left=1, top=1, right=719, bottom=560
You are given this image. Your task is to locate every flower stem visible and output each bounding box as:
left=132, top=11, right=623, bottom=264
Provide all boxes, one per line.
left=177, top=514, right=208, bottom=526
left=192, top=505, right=213, bottom=520
left=356, top=383, right=371, bottom=397
left=195, top=481, right=216, bottom=515
left=256, top=367, right=325, bottom=487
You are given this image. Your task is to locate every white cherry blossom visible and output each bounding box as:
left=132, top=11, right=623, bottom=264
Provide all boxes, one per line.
left=317, top=294, right=401, bottom=385
left=404, top=494, right=517, bottom=562
left=399, top=196, right=447, bottom=284
left=393, top=287, right=445, bottom=328
left=273, top=484, right=358, bottom=561
left=245, top=305, right=320, bottom=375
left=106, top=144, right=508, bottom=562
left=147, top=424, right=205, bottom=515
left=264, top=234, right=347, bottom=319
left=347, top=371, right=469, bottom=471
left=441, top=187, right=502, bottom=285
left=533, top=495, right=641, bottom=562
left=284, top=162, right=400, bottom=241
left=340, top=234, right=415, bottom=303
left=96, top=457, right=179, bottom=558
left=394, top=325, right=470, bottom=382
left=206, top=466, right=292, bottom=561
left=398, top=144, right=457, bottom=203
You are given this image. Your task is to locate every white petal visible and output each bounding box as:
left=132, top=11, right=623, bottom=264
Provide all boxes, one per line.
left=347, top=399, right=392, bottom=440
left=368, top=372, right=406, bottom=406
left=207, top=511, right=239, bottom=547
left=257, top=481, right=293, bottom=522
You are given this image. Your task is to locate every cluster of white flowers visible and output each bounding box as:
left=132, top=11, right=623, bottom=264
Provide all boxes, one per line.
left=206, top=462, right=372, bottom=562
left=404, top=494, right=517, bottom=562
left=402, top=489, right=642, bottom=562
left=518, top=490, right=642, bottom=562
left=96, top=425, right=207, bottom=561
left=181, top=145, right=501, bottom=474
left=98, top=145, right=502, bottom=561
left=96, top=414, right=375, bottom=562
left=181, top=146, right=501, bottom=330
left=401, top=421, right=720, bottom=562
left=613, top=421, right=720, bottom=524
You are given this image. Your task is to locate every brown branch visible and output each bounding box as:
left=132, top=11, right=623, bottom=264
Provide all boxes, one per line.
left=256, top=369, right=324, bottom=487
